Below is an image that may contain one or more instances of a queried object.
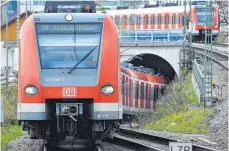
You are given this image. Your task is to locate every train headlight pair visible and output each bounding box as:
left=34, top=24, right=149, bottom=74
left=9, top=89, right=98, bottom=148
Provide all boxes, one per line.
left=25, top=85, right=38, bottom=95
left=101, top=84, right=114, bottom=95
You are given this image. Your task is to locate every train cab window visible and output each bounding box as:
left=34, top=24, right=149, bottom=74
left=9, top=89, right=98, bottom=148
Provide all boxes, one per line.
left=36, top=23, right=102, bottom=69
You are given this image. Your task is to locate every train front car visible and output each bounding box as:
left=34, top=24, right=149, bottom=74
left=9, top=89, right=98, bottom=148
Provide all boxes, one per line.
left=192, top=4, right=219, bottom=41
left=18, top=13, right=121, bottom=149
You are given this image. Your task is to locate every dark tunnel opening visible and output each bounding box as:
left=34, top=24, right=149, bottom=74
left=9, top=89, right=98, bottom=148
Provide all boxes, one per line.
left=126, top=53, right=176, bottom=81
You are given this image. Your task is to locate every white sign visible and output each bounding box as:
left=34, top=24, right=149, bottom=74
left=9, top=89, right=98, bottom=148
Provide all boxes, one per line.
left=189, top=22, right=195, bottom=32
left=62, top=87, right=76, bottom=97
left=169, top=142, right=192, bottom=151
left=149, top=0, right=157, bottom=5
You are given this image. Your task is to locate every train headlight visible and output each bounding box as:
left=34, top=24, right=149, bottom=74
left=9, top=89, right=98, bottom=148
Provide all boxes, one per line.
left=65, top=14, right=73, bottom=21
left=25, top=85, right=38, bottom=95
left=215, top=25, right=218, bottom=28
left=101, top=85, right=114, bottom=95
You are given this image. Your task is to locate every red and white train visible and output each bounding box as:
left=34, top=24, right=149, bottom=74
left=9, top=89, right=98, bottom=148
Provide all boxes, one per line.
left=106, top=5, right=220, bottom=41
left=120, top=63, right=168, bottom=115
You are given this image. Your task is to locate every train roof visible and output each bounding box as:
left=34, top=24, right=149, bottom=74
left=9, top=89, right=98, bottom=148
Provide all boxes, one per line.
left=106, top=6, right=184, bottom=15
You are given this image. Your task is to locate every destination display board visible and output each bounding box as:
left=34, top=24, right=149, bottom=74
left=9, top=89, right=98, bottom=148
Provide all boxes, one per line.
left=36, top=23, right=102, bottom=34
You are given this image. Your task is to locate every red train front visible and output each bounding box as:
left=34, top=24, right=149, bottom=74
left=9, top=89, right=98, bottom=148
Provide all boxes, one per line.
left=17, top=4, right=121, bottom=149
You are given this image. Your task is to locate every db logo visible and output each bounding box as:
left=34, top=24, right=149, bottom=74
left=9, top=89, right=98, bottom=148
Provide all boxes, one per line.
left=62, top=87, right=76, bottom=97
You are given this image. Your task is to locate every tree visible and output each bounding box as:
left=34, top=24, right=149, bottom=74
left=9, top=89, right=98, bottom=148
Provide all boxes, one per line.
left=215, top=0, right=228, bottom=25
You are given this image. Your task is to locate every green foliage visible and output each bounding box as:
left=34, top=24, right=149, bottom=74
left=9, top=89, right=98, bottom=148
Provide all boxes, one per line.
left=1, top=124, right=23, bottom=151
left=145, top=109, right=213, bottom=134
left=215, top=30, right=228, bottom=44
left=136, top=74, right=199, bottom=127
left=1, top=86, right=18, bottom=124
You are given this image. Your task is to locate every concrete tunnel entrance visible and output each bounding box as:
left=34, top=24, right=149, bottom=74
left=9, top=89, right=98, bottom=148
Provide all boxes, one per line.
left=126, top=53, right=176, bottom=82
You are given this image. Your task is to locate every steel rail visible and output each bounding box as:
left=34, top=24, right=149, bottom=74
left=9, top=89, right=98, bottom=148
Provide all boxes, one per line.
left=195, top=51, right=228, bottom=70
left=113, top=127, right=220, bottom=151
left=191, top=46, right=229, bottom=58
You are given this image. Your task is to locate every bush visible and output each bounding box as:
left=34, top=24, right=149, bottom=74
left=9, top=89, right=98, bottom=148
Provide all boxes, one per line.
left=145, top=109, right=213, bottom=134
left=1, top=85, right=22, bottom=151
left=136, top=75, right=199, bottom=127
left=1, top=86, right=18, bottom=124
left=1, top=124, right=23, bottom=151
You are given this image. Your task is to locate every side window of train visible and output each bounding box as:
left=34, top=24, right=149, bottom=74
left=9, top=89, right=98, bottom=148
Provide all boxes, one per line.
left=144, top=15, right=148, bottom=25
left=137, top=15, right=141, bottom=25
left=123, top=15, right=127, bottom=26
left=161, top=86, right=164, bottom=96
left=141, top=83, right=144, bottom=99
left=165, top=15, right=168, bottom=25
left=115, top=16, right=119, bottom=26
left=136, top=83, right=139, bottom=99
left=158, top=15, right=161, bottom=25
left=172, top=14, right=175, bottom=24
left=154, top=87, right=158, bottom=100
left=151, top=15, right=154, bottom=25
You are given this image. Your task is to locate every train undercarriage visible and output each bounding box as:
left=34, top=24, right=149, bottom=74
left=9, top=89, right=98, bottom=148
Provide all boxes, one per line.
left=21, top=100, right=120, bottom=150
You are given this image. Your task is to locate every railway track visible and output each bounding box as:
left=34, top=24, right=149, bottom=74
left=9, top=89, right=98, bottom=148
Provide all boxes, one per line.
left=191, top=44, right=228, bottom=70
left=111, top=127, right=219, bottom=151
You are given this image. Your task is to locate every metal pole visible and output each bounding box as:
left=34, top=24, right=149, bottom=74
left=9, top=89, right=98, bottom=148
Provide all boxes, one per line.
left=25, top=0, right=28, bottom=18
left=5, top=12, right=9, bottom=87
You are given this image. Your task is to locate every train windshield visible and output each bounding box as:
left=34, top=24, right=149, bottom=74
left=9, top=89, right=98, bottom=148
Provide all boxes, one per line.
left=36, top=23, right=102, bottom=69
left=196, top=7, right=214, bottom=25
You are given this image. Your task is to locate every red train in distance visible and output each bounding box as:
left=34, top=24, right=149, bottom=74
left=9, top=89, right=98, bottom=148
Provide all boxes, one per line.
left=106, top=4, right=219, bottom=41
left=120, top=63, right=168, bottom=115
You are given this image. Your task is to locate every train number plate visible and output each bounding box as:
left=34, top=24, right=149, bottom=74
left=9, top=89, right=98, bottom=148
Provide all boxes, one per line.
left=62, top=87, right=76, bottom=97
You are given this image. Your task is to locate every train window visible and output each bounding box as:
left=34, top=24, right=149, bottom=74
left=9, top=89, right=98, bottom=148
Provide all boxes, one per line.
left=36, top=23, right=102, bottom=69
left=165, top=15, right=169, bottom=24
left=158, top=15, right=161, bottom=25
left=141, top=84, right=144, bottom=99
left=179, top=14, right=182, bottom=24
left=135, top=83, right=139, bottom=99
left=123, top=15, right=127, bottom=27
left=115, top=16, right=120, bottom=26
left=154, top=87, right=158, bottom=100
left=150, top=85, right=154, bottom=101
left=172, top=14, right=175, bottom=24
left=151, top=15, right=155, bottom=25
left=144, top=15, right=148, bottom=25
left=137, top=16, right=141, bottom=25
left=130, top=15, right=135, bottom=27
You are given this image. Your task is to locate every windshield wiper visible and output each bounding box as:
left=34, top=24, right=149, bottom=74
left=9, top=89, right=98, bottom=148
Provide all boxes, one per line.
left=67, top=45, right=98, bottom=74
